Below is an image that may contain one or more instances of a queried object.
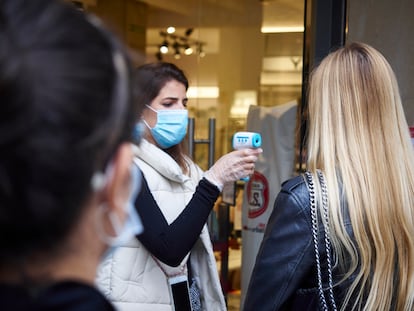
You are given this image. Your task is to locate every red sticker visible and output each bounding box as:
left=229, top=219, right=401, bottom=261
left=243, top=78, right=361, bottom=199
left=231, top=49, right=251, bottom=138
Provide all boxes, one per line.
left=246, top=171, right=269, bottom=218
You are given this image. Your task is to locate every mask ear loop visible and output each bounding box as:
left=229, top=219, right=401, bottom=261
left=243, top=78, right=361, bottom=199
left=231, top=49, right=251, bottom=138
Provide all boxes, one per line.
left=91, top=172, right=106, bottom=192
left=93, top=162, right=144, bottom=246
left=142, top=105, right=157, bottom=130
left=91, top=161, right=121, bottom=245
left=141, top=119, right=152, bottom=130
left=95, top=203, right=124, bottom=245
left=91, top=159, right=115, bottom=192
left=145, top=104, right=157, bottom=113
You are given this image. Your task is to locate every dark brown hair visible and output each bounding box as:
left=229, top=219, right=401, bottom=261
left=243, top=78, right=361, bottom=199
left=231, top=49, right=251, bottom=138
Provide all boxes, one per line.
left=134, top=62, right=190, bottom=172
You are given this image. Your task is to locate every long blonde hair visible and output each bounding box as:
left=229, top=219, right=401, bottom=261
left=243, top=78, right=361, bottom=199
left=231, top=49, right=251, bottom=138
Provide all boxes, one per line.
left=307, top=42, right=414, bottom=310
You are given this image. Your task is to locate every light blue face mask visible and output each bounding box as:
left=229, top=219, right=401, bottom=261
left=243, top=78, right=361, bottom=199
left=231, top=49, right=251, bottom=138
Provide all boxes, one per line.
left=133, top=121, right=146, bottom=144
left=110, top=163, right=143, bottom=245
left=143, top=105, right=188, bottom=149
left=93, top=162, right=144, bottom=260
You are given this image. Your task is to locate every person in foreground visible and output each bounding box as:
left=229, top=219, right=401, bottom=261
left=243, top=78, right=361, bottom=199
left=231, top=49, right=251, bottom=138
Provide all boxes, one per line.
left=243, top=42, right=414, bottom=311
left=0, top=0, right=145, bottom=310
left=97, top=62, right=262, bottom=311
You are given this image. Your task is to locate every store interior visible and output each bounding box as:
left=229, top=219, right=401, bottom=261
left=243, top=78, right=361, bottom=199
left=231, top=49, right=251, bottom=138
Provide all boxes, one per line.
left=70, top=0, right=414, bottom=310
left=71, top=1, right=304, bottom=310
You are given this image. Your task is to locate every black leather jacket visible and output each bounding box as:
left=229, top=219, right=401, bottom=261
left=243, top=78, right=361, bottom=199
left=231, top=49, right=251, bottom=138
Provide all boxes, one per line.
left=243, top=175, right=355, bottom=311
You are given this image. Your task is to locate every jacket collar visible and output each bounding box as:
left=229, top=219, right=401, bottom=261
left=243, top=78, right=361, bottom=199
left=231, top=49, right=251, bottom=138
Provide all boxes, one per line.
left=133, top=139, right=190, bottom=183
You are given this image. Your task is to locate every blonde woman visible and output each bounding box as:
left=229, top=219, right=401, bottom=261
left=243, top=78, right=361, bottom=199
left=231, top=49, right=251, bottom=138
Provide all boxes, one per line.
left=244, top=42, right=414, bottom=311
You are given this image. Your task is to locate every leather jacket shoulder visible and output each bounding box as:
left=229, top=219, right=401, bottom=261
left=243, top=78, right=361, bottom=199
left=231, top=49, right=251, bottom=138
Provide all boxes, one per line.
left=244, top=175, right=354, bottom=311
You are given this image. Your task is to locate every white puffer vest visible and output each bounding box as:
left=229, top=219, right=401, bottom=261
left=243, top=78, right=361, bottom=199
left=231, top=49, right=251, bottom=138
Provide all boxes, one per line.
left=96, top=139, right=226, bottom=311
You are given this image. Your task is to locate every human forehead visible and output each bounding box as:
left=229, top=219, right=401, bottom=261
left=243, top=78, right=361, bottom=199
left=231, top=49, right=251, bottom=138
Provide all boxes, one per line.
left=157, top=79, right=187, bottom=98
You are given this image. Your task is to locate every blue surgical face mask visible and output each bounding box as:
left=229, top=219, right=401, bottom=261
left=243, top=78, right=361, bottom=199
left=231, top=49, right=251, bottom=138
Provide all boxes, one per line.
left=143, top=105, right=188, bottom=149
left=109, top=163, right=143, bottom=245
left=133, top=121, right=146, bottom=144
left=93, top=162, right=143, bottom=259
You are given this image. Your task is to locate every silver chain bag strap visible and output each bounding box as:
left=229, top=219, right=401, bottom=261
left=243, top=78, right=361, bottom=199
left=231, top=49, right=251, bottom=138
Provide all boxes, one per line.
left=304, top=170, right=337, bottom=311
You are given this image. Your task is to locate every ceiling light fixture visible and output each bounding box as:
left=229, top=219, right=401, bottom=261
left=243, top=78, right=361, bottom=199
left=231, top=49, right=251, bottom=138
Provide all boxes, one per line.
left=261, top=26, right=304, bottom=33
left=155, top=28, right=206, bottom=61
left=159, top=39, right=169, bottom=54
left=167, top=26, right=176, bottom=34
left=184, top=44, right=193, bottom=55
